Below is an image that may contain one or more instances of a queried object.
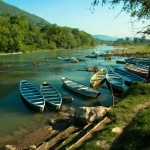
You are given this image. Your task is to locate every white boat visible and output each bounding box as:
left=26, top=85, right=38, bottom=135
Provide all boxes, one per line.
left=40, top=82, right=62, bottom=110
left=106, top=69, right=124, bottom=92
left=20, top=80, right=45, bottom=112
left=61, top=77, right=101, bottom=98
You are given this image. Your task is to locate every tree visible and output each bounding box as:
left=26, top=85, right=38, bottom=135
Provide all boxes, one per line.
left=91, top=0, right=150, bottom=35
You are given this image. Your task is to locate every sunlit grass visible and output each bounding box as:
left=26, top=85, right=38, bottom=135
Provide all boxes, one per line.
left=78, top=82, right=150, bottom=150
left=113, top=45, right=150, bottom=57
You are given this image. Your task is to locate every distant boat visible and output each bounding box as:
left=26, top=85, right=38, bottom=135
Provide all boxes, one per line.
left=20, top=80, right=45, bottom=112
left=58, top=57, right=71, bottom=61
left=124, top=64, right=148, bottom=78
left=61, top=77, right=101, bottom=98
left=70, top=57, right=78, bottom=63
left=106, top=69, right=124, bottom=92
left=40, top=82, right=62, bottom=110
left=113, top=67, right=146, bottom=85
left=90, top=68, right=107, bottom=89
left=85, top=54, right=98, bottom=58
left=91, top=50, right=100, bottom=55
left=116, top=60, right=127, bottom=64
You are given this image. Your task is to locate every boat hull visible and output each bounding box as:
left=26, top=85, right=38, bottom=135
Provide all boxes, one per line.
left=40, top=82, right=62, bottom=110
left=124, top=65, right=148, bottom=78
left=90, top=68, right=106, bottom=89
left=61, top=77, right=100, bottom=98
left=113, top=67, right=146, bottom=86
left=106, top=70, right=124, bottom=92
left=20, top=80, right=45, bottom=112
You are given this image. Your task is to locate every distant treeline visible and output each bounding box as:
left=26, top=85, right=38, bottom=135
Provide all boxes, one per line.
left=0, top=15, right=96, bottom=53
left=1, top=15, right=149, bottom=54
left=95, top=36, right=150, bottom=46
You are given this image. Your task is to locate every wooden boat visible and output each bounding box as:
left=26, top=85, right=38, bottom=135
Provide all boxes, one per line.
left=124, top=64, right=148, bottom=78
left=113, top=67, right=146, bottom=85
left=40, top=82, right=62, bottom=110
left=85, top=54, right=98, bottom=58
left=106, top=69, right=124, bottom=92
left=61, top=77, right=101, bottom=98
left=70, top=57, right=78, bottom=63
left=90, top=68, right=107, bottom=89
left=58, top=57, right=70, bottom=61
left=20, top=80, right=45, bottom=112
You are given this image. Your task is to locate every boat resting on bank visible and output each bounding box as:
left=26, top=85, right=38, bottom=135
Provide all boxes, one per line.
left=40, top=82, right=62, bottom=110
left=106, top=69, right=124, bottom=92
left=20, top=80, right=45, bottom=112
left=113, top=67, right=146, bottom=85
left=61, top=77, right=101, bottom=98
left=124, top=64, right=148, bottom=78
left=90, top=68, right=107, bottom=89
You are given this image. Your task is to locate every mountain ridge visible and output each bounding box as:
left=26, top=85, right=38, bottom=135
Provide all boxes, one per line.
left=0, top=0, right=50, bottom=26
left=92, top=34, right=120, bottom=41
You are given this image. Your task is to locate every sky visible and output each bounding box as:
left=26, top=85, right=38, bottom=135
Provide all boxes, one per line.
left=2, top=0, right=146, bottom=38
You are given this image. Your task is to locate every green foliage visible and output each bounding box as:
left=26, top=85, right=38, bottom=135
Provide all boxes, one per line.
left=79, top=82, right=150, bottom=150
left=92, top=0, right=150, bottom=35
left=0, top=1, right=97, bottom=53
left=114, top=37, right=150, bottom=46
left=0, top=14, right=95, bottom=53
left=0, top=0, right=49, bottom=26
left=110, top=106, right=150, bottom=150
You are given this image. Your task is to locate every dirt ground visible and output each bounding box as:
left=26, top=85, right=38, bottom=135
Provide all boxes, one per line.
left=7, top=107, right=76, bottom=150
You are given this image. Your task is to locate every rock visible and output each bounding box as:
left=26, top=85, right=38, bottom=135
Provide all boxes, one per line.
left=96, top=140, right=110, bottom=149
left=48, top=119, right=55, bottom=125
left=112, top=127, right=123, bottom=134
left=29, top=145, right=36, bottom=149
left=74, top=106, right=111, bottom=124
left=62, top=96, right=74, bottom=103
left=5, top=145, right=16, bottom=150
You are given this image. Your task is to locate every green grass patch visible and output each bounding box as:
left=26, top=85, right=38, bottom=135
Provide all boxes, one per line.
left=78, top=82, right=150, bottom=150
left=113, top=45, right=150, bottom=57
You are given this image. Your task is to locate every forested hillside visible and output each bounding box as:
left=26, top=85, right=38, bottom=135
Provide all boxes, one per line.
left=0, top=15, right=95, bottom=53
left=0, top=0, right=49, bottom=26
left=0, top=0, right=96, bottom=53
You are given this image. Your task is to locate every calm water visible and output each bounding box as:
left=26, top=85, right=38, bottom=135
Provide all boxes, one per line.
left=0, top=46, right=126, bottom=148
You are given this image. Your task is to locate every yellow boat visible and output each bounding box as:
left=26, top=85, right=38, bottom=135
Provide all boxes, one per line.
left=90, top=68, right=107, bottom=89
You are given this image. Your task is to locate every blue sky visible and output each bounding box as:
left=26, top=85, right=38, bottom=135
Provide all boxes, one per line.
left=2, top=0, right=143, bottom=37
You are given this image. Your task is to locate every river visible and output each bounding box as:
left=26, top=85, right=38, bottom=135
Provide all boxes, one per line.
left=0, top=45, right=126, bottom=148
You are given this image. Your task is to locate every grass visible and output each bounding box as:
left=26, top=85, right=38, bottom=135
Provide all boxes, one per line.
left=76, top=82, right=150, bottom=150
left=112, top=45, right=150, bottom=57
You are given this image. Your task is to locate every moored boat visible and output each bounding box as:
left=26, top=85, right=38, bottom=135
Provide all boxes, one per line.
left=90, top=68, right=107, bottom=89
left=40, top=82, right=62, bottom=110
left=61, top=77, right=101, bottom=98
left=58, top=57, right=71, bottom=61
left=20, top=80, right=45, bottom=112
left=85, top=54, right=98, bottom=58
left=113, top=67, right=146, bottom=85
left=124, top=64, right=148, bottom=78
left=70, top=57, right=78, bottom=63
left=106, top=69, right=124, bottom=92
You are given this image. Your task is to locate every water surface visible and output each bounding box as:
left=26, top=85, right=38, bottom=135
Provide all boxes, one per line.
left=0, top=46, right=125, bottom=148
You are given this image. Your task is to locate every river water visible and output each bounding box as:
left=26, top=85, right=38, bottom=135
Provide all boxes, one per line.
left=0, top=46, right=126, bottom=148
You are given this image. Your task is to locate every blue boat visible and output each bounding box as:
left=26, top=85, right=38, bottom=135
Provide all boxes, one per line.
left=106, top=69, right=124, bottom=92
left=20, top=80, right=45, bottom=112
left=40, top=82, right=62, bottom=110
left=85, top=54, right=98, bottom=58
left=113, top=67, right=146, bottom=85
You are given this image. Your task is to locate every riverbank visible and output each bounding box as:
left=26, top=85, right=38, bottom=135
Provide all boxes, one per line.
left=79, top=82, right=150, bottom=150
left=5, top=82, right=150, bottom=150
left=112, top=45, right=150, bottom=58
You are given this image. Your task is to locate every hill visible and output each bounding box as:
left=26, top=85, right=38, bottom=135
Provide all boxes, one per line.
left=0, top=0, right=50, bottom=26
left=92, top=34, right=119, bottom=41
